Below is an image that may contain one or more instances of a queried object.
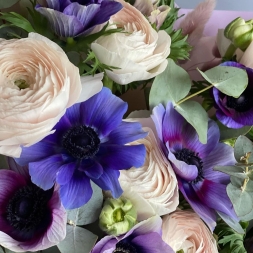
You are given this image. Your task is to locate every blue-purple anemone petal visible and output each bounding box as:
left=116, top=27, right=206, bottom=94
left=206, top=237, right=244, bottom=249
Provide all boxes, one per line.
left=36, top=0, right=123, bottom=37
left=18, top=87, right=146, bottom=209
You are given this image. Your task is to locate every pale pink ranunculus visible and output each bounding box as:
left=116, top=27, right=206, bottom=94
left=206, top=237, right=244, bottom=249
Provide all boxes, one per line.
left=162, top=210, right=218, bottom=253
left=119, top=117, right=179, bottom=216
left=0, top=33, right=103, bottom=158
left=91, top=0, right=171, bottom=85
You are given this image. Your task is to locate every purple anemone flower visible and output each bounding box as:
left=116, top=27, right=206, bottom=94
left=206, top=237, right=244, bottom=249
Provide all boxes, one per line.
left=91, top=215, right=174, bottom=253
left=35, top=0, right=123, bottom=37
left=16, top=87, right=147, bottom=209
left=151, top=102, right=238, bottom=230
left=213, top=61, right=253, bottom=128
left=0, top=159, right=66, bottom=252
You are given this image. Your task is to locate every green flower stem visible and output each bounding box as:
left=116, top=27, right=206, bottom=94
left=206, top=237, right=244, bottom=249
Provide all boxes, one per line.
left=223, top=43, right=237, bottom=60
left=176, top=84, right=214, bottom=106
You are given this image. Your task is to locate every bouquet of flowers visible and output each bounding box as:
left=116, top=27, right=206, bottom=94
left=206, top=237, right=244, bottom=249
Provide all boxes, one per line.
left=0, top=0, right=253, bottom=252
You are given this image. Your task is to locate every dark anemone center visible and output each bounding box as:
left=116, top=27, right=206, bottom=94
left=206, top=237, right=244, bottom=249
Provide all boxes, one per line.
left=174, top=148, right=204, bottom=184
left=113, top=241, right=138, bottom=253
left=6, top=184, right=53, bottom=240
left=62, top=125, right=100, bottom=159
left=226, top=92, right=253, bottom=112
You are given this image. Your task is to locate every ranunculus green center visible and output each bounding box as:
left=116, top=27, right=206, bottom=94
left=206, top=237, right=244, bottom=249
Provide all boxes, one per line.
left=14, top=79, right=29, bottom=90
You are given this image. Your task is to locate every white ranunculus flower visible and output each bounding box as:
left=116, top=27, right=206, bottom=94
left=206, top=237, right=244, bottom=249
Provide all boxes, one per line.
left=119, top=117, right=179, bottom=216
left=0, top=33, right=103, bottom=158
left=162, top=210, right=219, bottom=253
left=91, top=0, right=171, bottom=85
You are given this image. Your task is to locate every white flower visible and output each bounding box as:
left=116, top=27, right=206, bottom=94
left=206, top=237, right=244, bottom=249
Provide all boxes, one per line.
left=0, top=33, right=103, bottom=157
left=91, top=0, right=171, bottom=85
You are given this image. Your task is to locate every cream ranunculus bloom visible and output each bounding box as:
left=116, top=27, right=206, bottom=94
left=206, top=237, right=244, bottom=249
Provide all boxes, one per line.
left=0, top=33, right=103, bottom=158
left=162, top=210, right=219, bottom=253
left=91, top=0, right=171, bottom=85
left=119, top=117, right=179, bottom=216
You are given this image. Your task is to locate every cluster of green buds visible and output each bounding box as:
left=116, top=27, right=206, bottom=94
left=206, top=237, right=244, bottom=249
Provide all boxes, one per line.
left=224, top=17, right=253, bottom=51
left=99, top=197, right=137, bottom=236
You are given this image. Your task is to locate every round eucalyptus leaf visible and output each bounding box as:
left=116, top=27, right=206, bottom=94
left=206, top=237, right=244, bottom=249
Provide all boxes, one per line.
left=234, top=135, right=253, bottom=163
left=0, top=0, right=20, bottom=9
left=198, top=66, right=248, bottom=97
left=214, top=165, right=247, bottom=179
left=227, top=183, right=253, bottom=217
left=67, top=182, right=103, bottom=226
left=175, top=100, right=208, bottom=144
left=149, top=59, right=192, bottom=109
left=57, top=225, right=97, bottom=253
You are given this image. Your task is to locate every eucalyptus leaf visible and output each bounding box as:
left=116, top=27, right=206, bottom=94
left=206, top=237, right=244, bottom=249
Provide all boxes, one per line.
left=66, top=51, right=81, bottom=67
left=227, top=183, right=253, bottom=217
left=234, top=135, right=253, bottom=163
left=42, top=246, right=61, bottom=253
left=57, top=225, right=97, bottom=253
left=217, top=211, right=245, bottom=234
left=0, top=247, right=4, bottom=253
left=149, top=59, right=192, bottom=109
left=175, top=100, right=208, bottom=144
left=198, top=66, right=248, bottom=97
left=218, top=122, right=251, bottom=141
left=237, top=197, right=253, bottom=221
left=0, top=0, right=19, bottom=9
left=214, top=165, right=247, bottom=179
left=67, top=182, right=103, bottom=226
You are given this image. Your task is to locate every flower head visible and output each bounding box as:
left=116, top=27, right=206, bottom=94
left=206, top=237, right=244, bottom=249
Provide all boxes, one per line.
left=16, top=87, right=147, bottom=209
left=92, top=215, right=174, bottom=253
left=36, top=0, right=123, bottom=37
left=0, top=33, right=85, bottom=158
left=152, top=102, right=238, bottom=230
left=91, top=0, right=171, bottom=85
left=162, top=210, right=218, bottom=253
left=0, top=160, right=66, bottom=252
left=213, top=61, right=253, bottom=128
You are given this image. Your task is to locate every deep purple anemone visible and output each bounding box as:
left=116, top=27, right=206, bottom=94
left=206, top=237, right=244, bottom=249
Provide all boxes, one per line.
left=0, top=159, right=66, bottom=252
left=213, top=61, right=253, bottom=128
left=16, top=87, right=147, bottom=209
left=151, top=102, right=238, bottom=230
left=36, top=0, right=123, bottom=37
left=91, top=215, right=174, bottom=253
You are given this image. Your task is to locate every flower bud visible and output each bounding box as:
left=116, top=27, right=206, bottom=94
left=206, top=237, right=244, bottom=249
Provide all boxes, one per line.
left=99, top=197, right=137, bottom=236
left=224, top=17, right=253, bottom=51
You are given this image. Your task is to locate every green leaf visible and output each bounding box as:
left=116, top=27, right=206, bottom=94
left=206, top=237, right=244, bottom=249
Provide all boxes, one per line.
left=149, top=59, right=192, bottom=109
left=198, top=66, right=248, bottom=97
left=67, top=182, right=103, bottom=226
left=227, top=183, right=253, bottom=217
left=214, top=166, right=247, bottom=179
left=175, top=100, right=208, bottom=144
left=42, top=246, right=61, bottom=253
left=218, top=123, right=251, bottom=142
left=217, top=211, right=244, bottom=234
left=57, top=225, right=97, bottom=253
left=234, top=135, right=253, bottom=163
left=0, top=0, right=19, bottom=9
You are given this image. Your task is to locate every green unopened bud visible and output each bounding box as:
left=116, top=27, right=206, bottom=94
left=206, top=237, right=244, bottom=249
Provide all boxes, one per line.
left=99, top=197, right=137, bottom=236
left=224, top=17, right=253, bottom=51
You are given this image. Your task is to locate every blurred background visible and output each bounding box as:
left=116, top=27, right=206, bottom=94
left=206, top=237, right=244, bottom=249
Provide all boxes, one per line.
left=176, top=0, right=253, bottom=11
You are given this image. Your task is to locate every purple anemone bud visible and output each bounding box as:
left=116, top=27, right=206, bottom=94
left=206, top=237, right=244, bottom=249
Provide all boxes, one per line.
left=91, top=215, right=175, bottom=253
left=213, top=61, right=253, bottom=129
left=0, top=164, right=66, bottom=252
left=151, top=102, right=238, bottom=231
left=16, top=87, right=147, bottom=210
left=35, top=0, right=123, bottom=37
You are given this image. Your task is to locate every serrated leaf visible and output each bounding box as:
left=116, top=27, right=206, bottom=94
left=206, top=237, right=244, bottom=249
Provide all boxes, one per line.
left=57, top=225, right=97, bottom=253
left=149, top=59, right=192, bottom=109
left=67, top=182, right=103, bottom=226
left=227, top=183, right=253, bottom=217
left=198, top=66, right=248, bottom=97
left=234, top=135, right=253, bottom=163
left=214, top=166, right=247, bottom=179
left=0, top=0, right=19, bottom=9
left=175, top=100, right=208, bottom=144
